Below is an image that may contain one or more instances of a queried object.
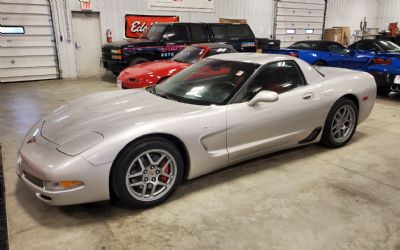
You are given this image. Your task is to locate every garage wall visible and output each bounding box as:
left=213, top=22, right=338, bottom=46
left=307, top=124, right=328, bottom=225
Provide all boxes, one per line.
left=325, top=0, right=378, bottom=42
left=377, top=0, right=400, bottom=30
left=52, top=0, right=274, bottom=78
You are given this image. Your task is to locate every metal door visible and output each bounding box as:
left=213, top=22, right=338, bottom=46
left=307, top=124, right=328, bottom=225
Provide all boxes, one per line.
left=71, top=12, right=103, bottom=77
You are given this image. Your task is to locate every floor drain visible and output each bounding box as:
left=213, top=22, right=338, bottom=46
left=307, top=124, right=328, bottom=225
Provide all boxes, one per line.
left=0, top=146, right=9, bottom=250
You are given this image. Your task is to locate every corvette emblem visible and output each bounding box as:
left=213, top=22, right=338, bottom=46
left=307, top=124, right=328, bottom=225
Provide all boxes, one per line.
left=27, top=136, right=37, bottom=144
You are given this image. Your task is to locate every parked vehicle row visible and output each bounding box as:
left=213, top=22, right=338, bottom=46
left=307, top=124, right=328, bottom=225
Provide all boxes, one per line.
left=101, top=22, right=256, bottom=75
left=265, top=39, right=400, bottom=96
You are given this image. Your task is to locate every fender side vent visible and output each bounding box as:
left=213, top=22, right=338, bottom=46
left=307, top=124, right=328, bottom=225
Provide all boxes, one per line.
left=299, top=127, right=322, bottom=144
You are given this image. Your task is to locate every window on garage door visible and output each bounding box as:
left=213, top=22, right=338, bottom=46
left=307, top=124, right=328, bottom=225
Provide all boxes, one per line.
left=274, top=0, right=327, bottom=48
left=0, top=0, right=59, bottom=83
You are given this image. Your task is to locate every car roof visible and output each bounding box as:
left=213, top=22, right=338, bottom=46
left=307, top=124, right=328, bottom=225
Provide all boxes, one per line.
left=208, top=53, right=297, bottom=65
left=292, top=40, right=341, bottom=45
left=193, top=43, right=235, bottom=49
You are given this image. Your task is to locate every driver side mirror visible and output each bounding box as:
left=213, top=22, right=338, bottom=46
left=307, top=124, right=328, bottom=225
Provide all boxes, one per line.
left=247, top=90, right=279, bottom=107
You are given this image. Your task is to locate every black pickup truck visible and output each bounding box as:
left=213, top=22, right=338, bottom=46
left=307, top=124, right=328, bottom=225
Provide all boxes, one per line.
left=101, top=22, right=256, bottom=75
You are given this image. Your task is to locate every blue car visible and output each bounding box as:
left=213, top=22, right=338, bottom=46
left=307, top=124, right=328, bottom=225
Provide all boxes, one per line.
left=265, top=40, right=400, bottom=95
left=348, top=39, right=400, bottom=95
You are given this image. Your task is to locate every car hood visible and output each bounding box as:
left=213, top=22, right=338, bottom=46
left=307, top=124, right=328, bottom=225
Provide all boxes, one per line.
left=41, top=89, right=205, bottom=145
left=120, top=60, right=189, bottom=78
left=103, top=38, right=159, bottom=49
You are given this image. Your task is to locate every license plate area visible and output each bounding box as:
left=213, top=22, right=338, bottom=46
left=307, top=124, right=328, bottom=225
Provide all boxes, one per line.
left=394, top=75, right=400, bottom=84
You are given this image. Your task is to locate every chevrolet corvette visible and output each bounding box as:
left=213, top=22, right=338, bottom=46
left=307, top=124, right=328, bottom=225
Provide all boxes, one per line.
left=17, top=53, right=376, bottom=208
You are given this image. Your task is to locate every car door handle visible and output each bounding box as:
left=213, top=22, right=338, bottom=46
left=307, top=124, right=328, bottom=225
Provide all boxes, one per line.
left=302, top=92, right=314, bottom=100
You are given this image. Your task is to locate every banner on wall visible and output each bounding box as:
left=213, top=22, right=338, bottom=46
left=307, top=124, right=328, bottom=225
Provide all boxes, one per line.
left=147, top=0, right=214, bottom=13
left=125, top=14, right=179, bottom=38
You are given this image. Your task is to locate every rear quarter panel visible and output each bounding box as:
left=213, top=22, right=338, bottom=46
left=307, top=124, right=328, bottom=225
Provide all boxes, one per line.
left=316, top=69, right=376, bottom=125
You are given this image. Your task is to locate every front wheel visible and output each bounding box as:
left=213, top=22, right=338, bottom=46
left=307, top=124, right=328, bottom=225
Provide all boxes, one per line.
left=320, top=98, right=358, bottom=148
left=111, top=138, right=184, bottom=208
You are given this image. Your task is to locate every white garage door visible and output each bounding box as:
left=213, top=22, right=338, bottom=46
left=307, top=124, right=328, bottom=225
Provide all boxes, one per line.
left=274, top=0, right=326, bottom=48
left=0, top=0, right=59, bottom=83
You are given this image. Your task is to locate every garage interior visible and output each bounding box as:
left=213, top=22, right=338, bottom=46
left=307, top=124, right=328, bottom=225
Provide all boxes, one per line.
left=1, top=0, right=400, bottom=249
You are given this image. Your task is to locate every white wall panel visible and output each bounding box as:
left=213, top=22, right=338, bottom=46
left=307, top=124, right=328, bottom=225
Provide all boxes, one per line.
left=377, top=0, right=400, bottom=30
left=325, top=0, right=378, bottom=42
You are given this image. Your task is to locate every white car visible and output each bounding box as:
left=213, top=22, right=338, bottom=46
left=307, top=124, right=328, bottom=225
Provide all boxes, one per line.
left=17, top=53, right=376, bottom=208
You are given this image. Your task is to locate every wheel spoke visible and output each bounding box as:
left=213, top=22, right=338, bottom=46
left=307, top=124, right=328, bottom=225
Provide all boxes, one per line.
left=150, top=184, right=157, bottom=197
left=155, top=153, right=167, bottom=165
left=146, top=153, right=155, bottom=165
left=158, top=182, right=168, bottom=187
left=141, top=183, right=147, bottom=197
left=130, top=181, right=144, bottom=187
left=137, top=158, right=145, bottom=171
left=161, top=173, right=173, bottom=179
left=161, top=159, right=171, bottom=171
left=128, top=171, right=143, bottom=179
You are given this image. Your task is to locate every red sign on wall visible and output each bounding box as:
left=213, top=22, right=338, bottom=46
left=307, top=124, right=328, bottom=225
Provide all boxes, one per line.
left=125, top=14, right=179, bottom=38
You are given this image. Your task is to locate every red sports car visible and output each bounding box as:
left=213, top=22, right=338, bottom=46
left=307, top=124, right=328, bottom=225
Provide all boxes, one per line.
left=117, top=43, right=236, bottom=89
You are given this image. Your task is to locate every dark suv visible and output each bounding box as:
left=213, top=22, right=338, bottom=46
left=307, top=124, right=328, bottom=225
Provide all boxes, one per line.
left=101, top=22, right=256, bottom=75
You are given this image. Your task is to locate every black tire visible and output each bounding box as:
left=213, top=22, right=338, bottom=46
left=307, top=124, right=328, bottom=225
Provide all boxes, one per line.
left=320, top=98, right=358, bottom=148
left=111, top=137, right=184, bottom=208
left=377, top=87, right=391, bottom=96
left=129, top=57, right=149, bottom=66
left=313, top=61, right=326, bottom=66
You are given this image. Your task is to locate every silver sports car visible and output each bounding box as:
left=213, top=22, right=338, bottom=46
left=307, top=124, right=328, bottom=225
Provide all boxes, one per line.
left=17, top=53, right=376, bottom=208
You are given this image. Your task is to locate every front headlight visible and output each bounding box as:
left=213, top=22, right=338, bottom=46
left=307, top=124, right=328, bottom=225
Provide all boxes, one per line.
left=44, top=180, right=83, bottom=191
left=57, top=132, right=104, bottom=156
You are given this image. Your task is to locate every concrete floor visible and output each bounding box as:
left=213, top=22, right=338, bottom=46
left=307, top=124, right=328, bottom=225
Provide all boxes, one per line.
left=1, top=76, right=400, bottom=250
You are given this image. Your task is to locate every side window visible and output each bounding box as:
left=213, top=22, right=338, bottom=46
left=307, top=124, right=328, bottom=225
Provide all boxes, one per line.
left=241, top=61, right=306, bottom=102
left=357, top=41, right=374, bottom=50
left=327, top=43, right=347, bottom=53
left=162, top=25, right=189, bottom=42
left=190, top=24, right=208, bottom=43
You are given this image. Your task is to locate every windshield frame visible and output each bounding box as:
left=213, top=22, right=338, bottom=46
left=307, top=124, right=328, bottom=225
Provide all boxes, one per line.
left=151, top=58, right=261, bottom=106
left=171, top=45, right=208, bottom=64
left=141, top=23, right=168, bottom=41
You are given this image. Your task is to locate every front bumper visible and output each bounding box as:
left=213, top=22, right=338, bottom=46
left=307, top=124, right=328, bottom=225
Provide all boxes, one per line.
left=17, top=128, right=111, bottom=206
left=101, top=58, right=128, bottom=73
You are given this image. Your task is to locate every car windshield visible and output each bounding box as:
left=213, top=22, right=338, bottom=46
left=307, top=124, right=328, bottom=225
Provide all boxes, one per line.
left=150, top=58, right=260, bottom=105
left=377, top=40, right=400, bottom=52
left=289, top=42, right=318, bottom=50
left=172, top=46, right=206, bottom=64
left=141, top=24, right=166, bottom=41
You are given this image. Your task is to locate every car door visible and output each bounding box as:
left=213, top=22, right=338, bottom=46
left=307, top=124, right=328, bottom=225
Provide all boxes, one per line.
left=326, top=43, right=370, bottom=70
left=226, top=60, right=323, bottom=161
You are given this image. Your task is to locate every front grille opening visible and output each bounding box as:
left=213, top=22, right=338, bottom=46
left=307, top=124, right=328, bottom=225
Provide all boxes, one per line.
left=38, top=194, right=52, bottom=201
left=24, top=171, right=44, bottom=188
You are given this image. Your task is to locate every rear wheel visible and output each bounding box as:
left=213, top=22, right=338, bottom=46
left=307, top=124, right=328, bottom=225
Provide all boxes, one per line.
left=112, top=137, right=184, bottom=208
left=129, top=57, right=149, bottom=66
left=321, top=98, right=358, bottom=148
